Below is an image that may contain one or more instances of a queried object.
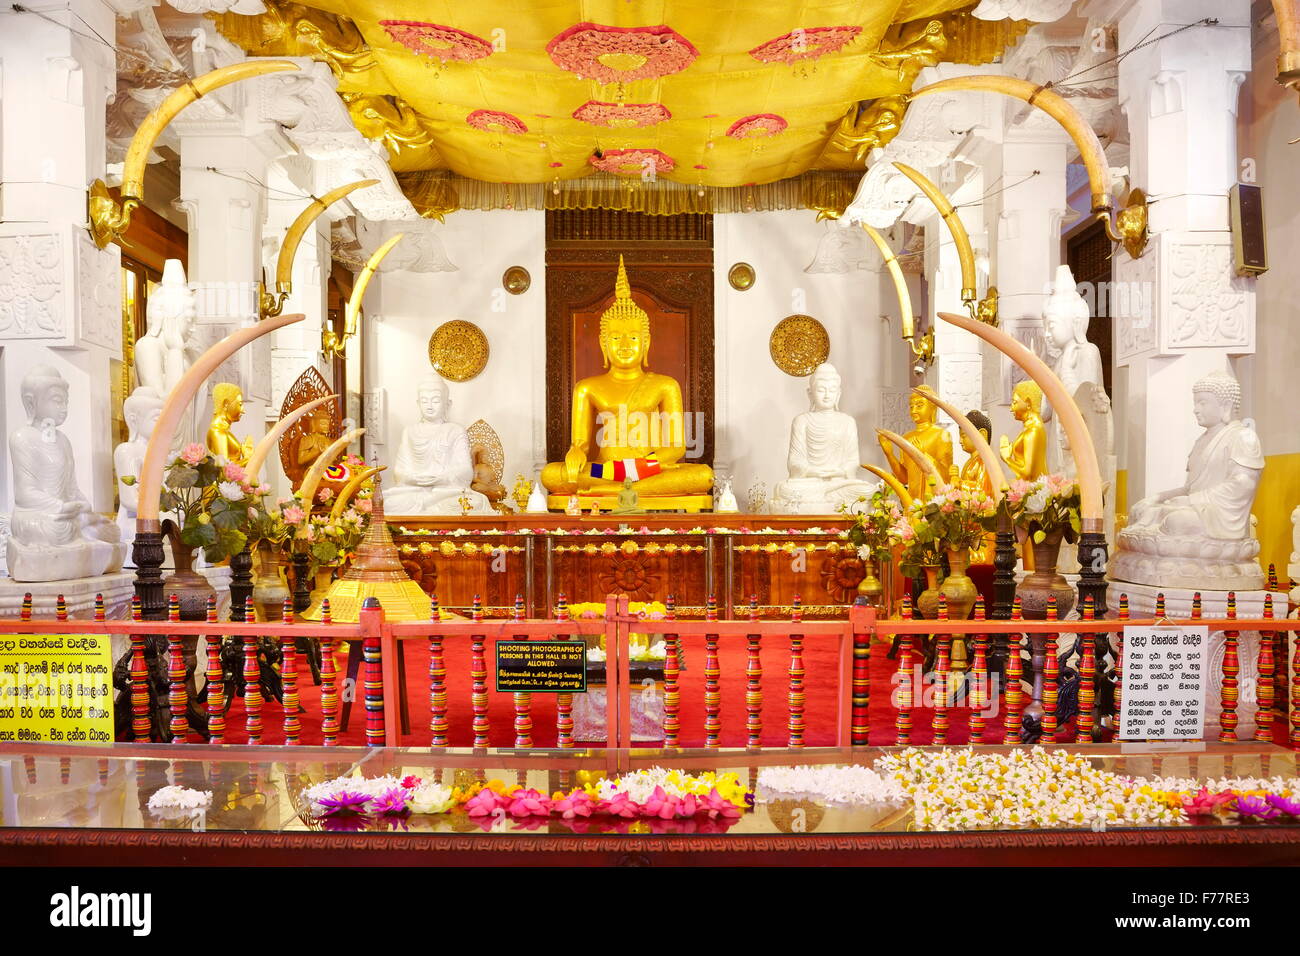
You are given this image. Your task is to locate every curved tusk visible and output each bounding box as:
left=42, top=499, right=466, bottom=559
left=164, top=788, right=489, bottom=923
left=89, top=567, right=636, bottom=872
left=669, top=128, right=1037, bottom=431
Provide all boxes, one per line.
left=298, top=428, right=366, bottom=520
left=892, top=162, right=977, bottom=305
left=344, top=233, right=403, bottom=337
left=246, top=394, right=338, bottom=482
left=136, top=312, right=306, bottom=525
left=877, top=428, right=943, bottom=487
left=860, top=224, right=915, bottom=341
left=911, top=387, right=1006, bottom=502
left=937, top=310, right=1102, bottom=528
left=863, top=463, right=913, bottom=509
left=330, top=465, right=385, bottom=519
left=275, top=180, right=379, bottom=294
left=911, top=75, right=1112, bottom=216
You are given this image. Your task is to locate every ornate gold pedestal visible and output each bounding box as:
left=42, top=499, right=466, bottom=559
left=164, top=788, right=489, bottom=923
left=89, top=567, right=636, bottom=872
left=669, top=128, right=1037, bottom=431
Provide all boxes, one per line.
left=545, top=494, right=713, bottom=514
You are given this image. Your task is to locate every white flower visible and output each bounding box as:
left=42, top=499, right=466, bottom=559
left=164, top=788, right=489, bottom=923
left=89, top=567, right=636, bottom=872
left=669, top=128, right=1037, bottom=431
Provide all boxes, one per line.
left=1024, top=489, right=1049, bottom=514
left=408, top=782, right=455, bottom=815
left=218, top=481, right=245, bottom=501
left=856, top=545, right=871, bottom=561
left=147, top=785, right=212, bottom=811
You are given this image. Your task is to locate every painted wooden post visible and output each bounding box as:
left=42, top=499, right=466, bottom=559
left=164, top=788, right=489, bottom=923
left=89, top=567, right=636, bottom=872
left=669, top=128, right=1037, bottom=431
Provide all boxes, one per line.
left=1003, top=597, right=1025, bottom=744
left=555, top=593, right=574, bottom=748
left=969, top=597, right=988, bottom=744
left=319, top=599, right=339, bottom=746
left=360, top=598, right=385, bottom=748
left=746, top=595, right=762, bottom=749
left=1114, top=594, right=1128, bottom=739
left=896, top=596, right=915, bottom=746
left=788, top=595, right=805, bottom=748
left=663, top=593, right=680, bottom=748
left=241, top=599, right=263, bottom=744
left=1042, top=597, right=1059, bottom=743
left=129, top=596, right=150, bottom=742
left=705, top=594, right=721, bottom=749
left=932, top=595, right=951, bottom=744
left=428, top=595, right=447, bottom=748
left=471, top=594, right=488, bottom=748
left=167, top=595, right=187, bottom=743
left=205, top=596, right=225, bottom=745
left=1078, top=596, right=1096, bottom=743
left=1219, top=592, right=1239, bottom=743
left=512, top=594, right=533, bottom=748
left=1255, top=594, right=1276, bottom=743
left=281, top=598, right=300, bottom=745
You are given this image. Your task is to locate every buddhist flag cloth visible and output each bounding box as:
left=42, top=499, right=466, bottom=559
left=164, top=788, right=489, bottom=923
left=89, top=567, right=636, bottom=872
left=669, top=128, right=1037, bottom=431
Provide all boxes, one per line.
left=589, top=455, right=661, bottom=482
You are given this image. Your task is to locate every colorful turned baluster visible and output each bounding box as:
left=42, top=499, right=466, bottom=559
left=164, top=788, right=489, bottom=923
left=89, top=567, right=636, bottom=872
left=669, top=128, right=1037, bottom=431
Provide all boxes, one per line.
left=1268, top=563, right=1279, bottom=593
left=92, top=595, right=109, bottom=785
left=1256, top=594, right=1276, bottom=743
left=166, top=595, right=188, bottom=743
left=1003, top=598, right=1025, bottom=744
left=320, top=599, right=339, bottom=746
left=129, top=597, right=150, bottom=742
left=852, top=586, right=871, bottom=746
left=1114, top=595, right=1129, bottom=738
left=280, top=599, right=300, bottom=745
left=969, top=597, right=988, bottom=744
left=663, top=594, right=680, bottom=748
left=1077, top=596, right=1097, bottom=743
left=895, top=597, right=915, bottom=746
left=428, top=595, right=447, bottom=748
left=555, top=594, right=574, bottom=748
left=1220, top=591, right=1239, bottom=743
left=20, top=592, right=32, bottom=622
left=471, top=594, right=488, bottom=748
left=512, top=595, right=533, bottom=748
left=932, top=595, right=951, bottom=745
left=205, top=596, right=225, bottom=745
left=746, top=595, right=762, bottom=749
left=1190, top=592, right=1201, bottom=619
left=1042, top=597, right=1059, bottom=743
left=787, top=595, right=805, bottom=748
left=704, top=594, right=721, bottom=749
left=1291, top=608, right=1300, bottom=749
left=363, top=606, right=384, bottom=748
left=1156, top=592, right=1167, bottom=618
left=242, top=599, right=263, bottom=744
left=56, top=594, right=67, bottom=621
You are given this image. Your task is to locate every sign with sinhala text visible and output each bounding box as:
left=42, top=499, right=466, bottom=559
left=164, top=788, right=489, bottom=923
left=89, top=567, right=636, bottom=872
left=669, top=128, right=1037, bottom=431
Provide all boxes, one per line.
left=495, top=641, right=587, bottom=693
left=0, top=633, right=115, bottom=745
left=1118, top=625, right=1208, bottom=741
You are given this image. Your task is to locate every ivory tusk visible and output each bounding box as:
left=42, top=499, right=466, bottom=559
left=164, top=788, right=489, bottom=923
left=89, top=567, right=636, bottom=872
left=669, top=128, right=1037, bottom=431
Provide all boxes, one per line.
left=877, top=428, right=943, bottom=486
left=911, top=387, right=1007, bottom=502
left=344, top=234, right=403, bottom=337
left=330, top=465, right=385, bottom=519
left=275, top=180, right=378, bottom=294
left=860, top=224, right=915, bottom=341
left=297, top=428, right=366, bottom=521
left=892, top=162, right=977, bottom=304
left=863, top=463, right=914, bottom=509
left=246, top=394, right=338, bottom=482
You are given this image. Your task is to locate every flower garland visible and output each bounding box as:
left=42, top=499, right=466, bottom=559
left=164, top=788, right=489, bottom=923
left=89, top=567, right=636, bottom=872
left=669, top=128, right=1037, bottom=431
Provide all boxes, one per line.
left=572, top=101, right=671, bottom=128
left=726, top=114, right=788, bottom=139
left=466, top=109, right=528, bottom=135
left=546, top=23, right=698, bottom=83
left=380, top=21, right=494, bottom=63
left=748, top=26, right=862, bottom=65
left=757, top=765, right=905, bottom=806
left=589, top=147, right=676, bottom=177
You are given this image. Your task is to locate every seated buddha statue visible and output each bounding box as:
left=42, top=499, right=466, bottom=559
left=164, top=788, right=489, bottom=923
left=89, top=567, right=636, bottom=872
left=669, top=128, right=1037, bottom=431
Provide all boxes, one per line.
left=206, top=382, right=254, bottom=466
left=878, top=385, right=952, bottom=500
left=772, top=362, right=878, bottom=514
left=999, top=381, right=1047, bottom=483
left=541, top=257, right=713, bottom=509
left=957, top=408, right=995, bottom=496
left=6, top=365, right=125, bottom=582
left=295, top=413, right=334, bottom=475
left=384, top=375, right=492, bottom=516
left=1110, top=370, right=1265, bottom=590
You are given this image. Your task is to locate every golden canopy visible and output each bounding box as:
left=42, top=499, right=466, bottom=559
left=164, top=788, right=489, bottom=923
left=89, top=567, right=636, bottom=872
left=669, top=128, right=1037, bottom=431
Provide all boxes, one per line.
left=216, top=1, right=1027, bottom=192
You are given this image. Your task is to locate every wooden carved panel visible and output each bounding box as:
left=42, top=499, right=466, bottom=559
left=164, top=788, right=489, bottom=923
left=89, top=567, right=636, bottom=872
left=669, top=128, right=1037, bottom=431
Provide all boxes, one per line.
left=279, top=366, right=340, bottom=487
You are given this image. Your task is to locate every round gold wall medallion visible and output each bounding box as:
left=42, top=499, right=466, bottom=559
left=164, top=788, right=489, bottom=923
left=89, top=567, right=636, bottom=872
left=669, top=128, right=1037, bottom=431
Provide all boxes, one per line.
left=503, top=266, right=530, bottom=295
left=769, top=315, right=829, bottom=377
left=428, top=320, right=489, bottom=382
left=728, top=262, right=756, bottom=291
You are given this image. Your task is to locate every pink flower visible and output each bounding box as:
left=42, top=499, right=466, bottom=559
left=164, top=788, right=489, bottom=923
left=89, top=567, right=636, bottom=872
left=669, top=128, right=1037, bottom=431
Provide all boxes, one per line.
left=1180, top=788, right=1234, bottom=818
left=317, top=487, right=334, bottom=503
left=506, top=788, right=551, bottom=818
left=223, top=462, right=246, bottom=483
left=304, top=525, right=317, bottom=542
left=553, top=790, right=597, bottom=820
left=640, top=786, right=680, bottom=820
left=466, top=788, right=509, bottom=817
left=247, top=507, right=258, bottom=520
left=401, top=775, right=422, bottom=789
left=283, top=506, right=305, bottom=525
left=600, top=792, right=639, bottom=819
left=355, top=498, right=373, bottom=513
left=180, top=443, right=206, bottom=466
left=698, top=788, right=742, bottom=820
left=941, top=502, right=955, bottom=513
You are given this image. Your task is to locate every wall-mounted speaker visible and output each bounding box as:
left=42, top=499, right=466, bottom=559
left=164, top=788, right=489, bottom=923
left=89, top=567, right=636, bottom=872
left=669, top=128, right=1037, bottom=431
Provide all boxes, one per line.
left=1229, top=183, right=1267, bottom=276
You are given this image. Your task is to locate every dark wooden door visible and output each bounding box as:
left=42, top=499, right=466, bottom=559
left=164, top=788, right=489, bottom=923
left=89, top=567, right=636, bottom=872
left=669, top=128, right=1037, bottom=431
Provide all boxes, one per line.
left=1066, top=217, right=1113, bottom=398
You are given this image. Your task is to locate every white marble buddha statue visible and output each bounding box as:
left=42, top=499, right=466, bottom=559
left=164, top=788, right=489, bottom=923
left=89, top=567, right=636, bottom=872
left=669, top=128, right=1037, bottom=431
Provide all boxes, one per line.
left=1042, top=264, right=1107, bottom=476
left=134, top=259, right=196, bottom=398
left=6, top=366, right=126, bottom=582
left=114, top=386, right=164, bottom=565
left=1110, top=370, right=1265, bottom=590
left=772, top=363, right=879, bottom=514
left=384, top=375, right=492, bottom=516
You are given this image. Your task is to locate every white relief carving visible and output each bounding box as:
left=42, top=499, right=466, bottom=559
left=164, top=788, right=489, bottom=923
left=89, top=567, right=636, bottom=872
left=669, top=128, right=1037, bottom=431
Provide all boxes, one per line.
left=76, top=235, right=122, bottom=354
left=1164, top=240, right=1252, bottom=352
left=0, top=232, right=64, bottom=341
left=878, top=388, right=912, bottom=437
left=363, top=389, right=387, bottom=447
left=1114, top=237, right=1159, bottom=364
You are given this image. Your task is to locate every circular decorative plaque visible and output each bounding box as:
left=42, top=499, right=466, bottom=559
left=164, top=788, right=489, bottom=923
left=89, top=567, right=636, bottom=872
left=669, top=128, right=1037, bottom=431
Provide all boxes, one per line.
left=502, top=266, right=530, bottom=295
left=728, top=262, right=756, bottom=291
left=769, top=315, right=830, bottom=377
left=428, top=320, right=489, bottom=382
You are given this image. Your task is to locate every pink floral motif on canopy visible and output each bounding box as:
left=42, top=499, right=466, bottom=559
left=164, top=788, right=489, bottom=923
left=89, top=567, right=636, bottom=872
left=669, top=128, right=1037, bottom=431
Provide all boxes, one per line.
left=589, top=148, right=677, bottom=177
left=466, top=109, right=528, bottom=134
left=547, top=23, right=698, bottom=83
left=726, top=113, right=788, bottom=138
left=573, top=101, right=672, bottom=129
left=380, top=20, right=494, bottom=63
left=749, top=26, right=862, bottom=65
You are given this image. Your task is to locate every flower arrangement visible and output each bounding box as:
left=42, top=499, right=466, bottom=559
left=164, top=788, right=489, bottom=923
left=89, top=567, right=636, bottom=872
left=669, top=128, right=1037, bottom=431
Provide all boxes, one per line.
left=1005, top=473, right=1081, bottom=544
left=886, top=500, right=940, bottom=578
left=918, top=483, right=997, bottom=552
left=136, top=444, right=271, bottom=563
left=263, top=490, right=371, bottom=580
left=839, top=488, right=896, bottom=564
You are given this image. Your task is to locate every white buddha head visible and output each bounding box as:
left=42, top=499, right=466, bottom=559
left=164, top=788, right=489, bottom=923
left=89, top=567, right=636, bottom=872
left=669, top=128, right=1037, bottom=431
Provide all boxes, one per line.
left=417, top=375, right=450, bottom=423
left=807, top=363, right=842, bottom=411
left=124, top=386, right=164, bottom=442
left=21, top=365, right=70, bottom=428
left=146, top=259, right=196, bottom=344
left=1192, top=370, right=1241, bottom=428
left=1044, top=264, right=1090, bottom=351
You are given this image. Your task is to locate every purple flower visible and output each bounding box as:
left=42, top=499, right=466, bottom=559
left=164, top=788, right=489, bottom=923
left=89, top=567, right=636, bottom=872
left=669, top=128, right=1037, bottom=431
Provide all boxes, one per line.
left=370, top=787, right=409, bottom=816
left=1232, top=795, right=1280, bottom=822
left=1265, top=793, right=1300, bottom=818
left=316, top=790, right=371, bottom=816
left=321, top=813, right=371, bottom=832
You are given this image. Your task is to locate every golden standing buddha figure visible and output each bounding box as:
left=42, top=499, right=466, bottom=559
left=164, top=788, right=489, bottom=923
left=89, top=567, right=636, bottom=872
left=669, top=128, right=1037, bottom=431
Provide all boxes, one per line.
left=999, top=381, right=1047, bottom=482
left=206, top=382, right=254, bottom=466
left=541, top=256, right=713, bottom=510
left=957, top=408, right=995, bottom=496
left=879, top=385, right=952, bottom=500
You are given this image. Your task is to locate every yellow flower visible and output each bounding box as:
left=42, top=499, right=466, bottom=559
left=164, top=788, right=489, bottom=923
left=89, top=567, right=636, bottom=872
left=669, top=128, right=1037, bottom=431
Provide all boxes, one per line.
left=198, top=514, right=211, bottom=525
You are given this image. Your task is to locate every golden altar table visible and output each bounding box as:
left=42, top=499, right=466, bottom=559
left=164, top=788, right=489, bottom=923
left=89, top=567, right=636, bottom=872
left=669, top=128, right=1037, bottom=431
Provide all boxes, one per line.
left=387, top=514, right=869, bottom=619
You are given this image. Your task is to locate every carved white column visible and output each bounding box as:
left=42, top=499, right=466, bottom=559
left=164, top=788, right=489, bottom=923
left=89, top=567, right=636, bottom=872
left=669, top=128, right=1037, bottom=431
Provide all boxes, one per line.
left=1112, top=0, right=1256, bottom=504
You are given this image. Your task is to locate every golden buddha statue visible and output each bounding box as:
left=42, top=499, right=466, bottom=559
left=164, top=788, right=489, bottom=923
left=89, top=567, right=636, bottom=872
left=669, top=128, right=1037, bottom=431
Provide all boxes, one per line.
left=999, top=381, right=1047, bottom=482
left=541, top=256, right=713, bottom=510
left=206, top=382, right=254, bottom=466
left=295, top=413, right=333, bottom=472
left=879, top=385, right=952, bottom=500
left=957, top=408, right=995, bottom=496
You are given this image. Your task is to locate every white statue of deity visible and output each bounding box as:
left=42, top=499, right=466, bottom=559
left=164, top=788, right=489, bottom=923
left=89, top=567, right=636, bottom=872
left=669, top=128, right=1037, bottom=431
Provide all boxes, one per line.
left=1042, top=264, right=1108, bottom=476
left=134, top=259, right=196, bottom=399
left=113, top=386, right=165, bottom=566
left=383, top=375, right=493, bottom=516
left=1110, top=370, right=1265, bottom=590
left=6, top=365, right=126, bottom=582
left=772, top=363, right=879, bottom=514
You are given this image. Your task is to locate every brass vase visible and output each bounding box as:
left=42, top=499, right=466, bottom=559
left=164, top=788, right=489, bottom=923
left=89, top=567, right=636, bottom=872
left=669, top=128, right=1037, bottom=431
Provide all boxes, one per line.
left=915, top=565, right=943, bottom=620
left=856, top=556, right=885, bottom=607
left=1016, top=527, right=1076, bottom=620
left=161, top=528, right=217, bottom=621
left=252, top=542, right=290, bottom=622
left=939, top=547, right=979, bottom=621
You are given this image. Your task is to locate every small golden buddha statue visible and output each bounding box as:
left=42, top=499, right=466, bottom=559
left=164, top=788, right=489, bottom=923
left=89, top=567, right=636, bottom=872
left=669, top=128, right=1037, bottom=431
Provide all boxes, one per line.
left=999, top=381, right=1047, bottom=482
left=206, top=382, right=254, bottom=466
left=541, top=256, right=713, bottom=507
left=957, top=408, right=994, bottom=496
left=295, top=413, right=333, bottom=472
left=879, top=385, right=952, bottom=500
